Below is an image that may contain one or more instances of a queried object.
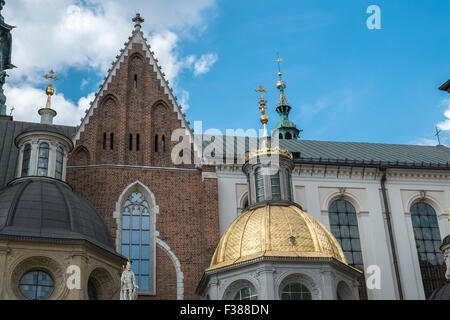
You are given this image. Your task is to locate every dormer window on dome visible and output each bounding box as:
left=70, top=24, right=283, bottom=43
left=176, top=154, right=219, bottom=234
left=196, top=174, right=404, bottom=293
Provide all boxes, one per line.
left=14, top=70, right=74, bottom=181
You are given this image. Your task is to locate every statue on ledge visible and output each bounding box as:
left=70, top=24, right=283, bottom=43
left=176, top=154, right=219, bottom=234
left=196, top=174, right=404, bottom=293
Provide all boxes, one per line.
left=0, top=0, right=15, bottom=116
left=120, top=260, right=139, bottom=300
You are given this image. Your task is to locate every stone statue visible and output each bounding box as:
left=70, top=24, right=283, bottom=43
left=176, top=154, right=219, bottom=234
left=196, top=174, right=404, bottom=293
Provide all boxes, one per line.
left=0, top=1, right=14, bottom=116
left=120, top=260, right=139, bottom=300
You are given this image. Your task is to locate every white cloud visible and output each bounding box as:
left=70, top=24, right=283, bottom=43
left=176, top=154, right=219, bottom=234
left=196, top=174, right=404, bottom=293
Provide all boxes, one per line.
left=5, top=84, right=95, bottom=126
left=437, top=99, right=450, bottom=131
left=3, top=0, right=218, bottom=124
left=193, top=53, right=218, bottom=76
left=178, top=90, right=190, bottom=111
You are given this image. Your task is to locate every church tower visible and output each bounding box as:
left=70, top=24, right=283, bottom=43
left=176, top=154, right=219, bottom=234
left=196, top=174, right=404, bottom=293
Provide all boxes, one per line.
left=273, top=55, right=301, bottom=140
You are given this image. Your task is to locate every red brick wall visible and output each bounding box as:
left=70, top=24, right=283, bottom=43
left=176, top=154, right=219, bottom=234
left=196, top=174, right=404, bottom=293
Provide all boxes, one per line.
left=139, top=246, right=177, bottom=300
left=66, top=41, right=220, bottom=299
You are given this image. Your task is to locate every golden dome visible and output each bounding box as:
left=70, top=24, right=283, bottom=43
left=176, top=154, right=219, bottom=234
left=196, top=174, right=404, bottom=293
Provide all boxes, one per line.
left=208, top=205, right=348, bottom=271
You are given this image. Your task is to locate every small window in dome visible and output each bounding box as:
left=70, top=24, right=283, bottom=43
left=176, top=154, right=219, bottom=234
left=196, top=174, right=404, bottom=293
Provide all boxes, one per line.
left=281, top=283, right=311, bottom=300
left=88, top=278, right=99, bottom=300
left=19, top=270, right=54, bottom=300
left=55, top=147, right=64, bottom=180
left=255, top=167, right=264, bottom=202
left=234, top=287, right=258, bottom=300
left=271, top=171, right=281, bottom=200
left=21, top=144, right=31, bottom=177
left=37, top=142, right=49, bottom=176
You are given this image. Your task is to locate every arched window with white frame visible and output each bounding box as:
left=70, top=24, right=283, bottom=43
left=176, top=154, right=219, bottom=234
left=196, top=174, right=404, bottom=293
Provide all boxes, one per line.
left=410, top=201, right=446, bottom=299
left=329, top=199, right=367, bottom=299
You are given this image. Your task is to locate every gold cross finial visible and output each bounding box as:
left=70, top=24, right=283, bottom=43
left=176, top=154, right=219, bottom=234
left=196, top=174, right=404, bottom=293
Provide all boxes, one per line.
left=276, top=52, right=283, bottom=78
left=255, top=85, right=269, bottom=137
left=43, top=70, right=59, bottom=109
left=256, top=85, right=268, bottom=104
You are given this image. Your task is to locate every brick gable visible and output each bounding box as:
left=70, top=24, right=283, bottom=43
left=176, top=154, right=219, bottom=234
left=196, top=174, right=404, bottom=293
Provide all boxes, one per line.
left=66, top=27, right=219, bottom=300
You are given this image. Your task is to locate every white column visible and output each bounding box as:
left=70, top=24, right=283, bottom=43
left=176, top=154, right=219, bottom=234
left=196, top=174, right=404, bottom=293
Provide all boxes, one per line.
left=29, top=140, right=39, bottom=176
left=320, top=269, right=336, bottom=300
left=16, top=145, right=24, bottom=178
left=48, top=142, right=57, bottom=178
left=218, top=176, right=239, bottom=236
left=256, top=266, right=276, bottom=300
left=388, top=186, right=425, bottom=299
left=358, top=184, right=397, bottom=300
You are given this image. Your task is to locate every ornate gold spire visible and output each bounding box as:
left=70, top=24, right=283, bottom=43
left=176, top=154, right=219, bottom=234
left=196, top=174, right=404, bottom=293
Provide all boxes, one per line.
left=43, top=70, right=58, bottom=109
left=255, top=84, right=268, bottom=137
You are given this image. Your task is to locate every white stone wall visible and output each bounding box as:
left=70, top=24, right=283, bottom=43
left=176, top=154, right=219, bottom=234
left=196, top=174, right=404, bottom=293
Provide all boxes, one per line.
left=214, top=164, right=450, bottom=300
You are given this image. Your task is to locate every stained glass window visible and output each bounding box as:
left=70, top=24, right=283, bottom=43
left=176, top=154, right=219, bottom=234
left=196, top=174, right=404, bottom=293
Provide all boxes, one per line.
left=234, top=287, right=258, bottom=300
left=255, top=167, right=264, bottom=202
left=55, top=147, right=64, bottom=180
left=281, top=283, right=311, bottom=300
left=37, top=143, right=49, bottom=176
left=121, top=192, right=151, bottom=292
left=411, top=202, right=445, bottom=299
left=21, top=144, right=31, bottom=177
left=19, top=270, right=54, bottom=300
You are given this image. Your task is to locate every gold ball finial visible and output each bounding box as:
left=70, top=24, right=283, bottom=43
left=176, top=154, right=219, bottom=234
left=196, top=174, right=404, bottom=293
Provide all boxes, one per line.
left=255, top=85, right=269, bottom=137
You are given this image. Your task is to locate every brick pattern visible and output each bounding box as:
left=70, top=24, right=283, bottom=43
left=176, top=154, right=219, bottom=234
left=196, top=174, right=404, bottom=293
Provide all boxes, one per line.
left=139, top=246, right=177, bottom=300
left=66, top=41, right=220, bottom=299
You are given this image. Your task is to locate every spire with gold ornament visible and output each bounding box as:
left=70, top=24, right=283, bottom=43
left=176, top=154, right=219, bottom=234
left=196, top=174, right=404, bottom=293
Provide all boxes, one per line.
left=273, top=53, right=301, bottom=140
left=196, top=87, right=361, bottom=301
left=38, top=70, right=59, bottom=124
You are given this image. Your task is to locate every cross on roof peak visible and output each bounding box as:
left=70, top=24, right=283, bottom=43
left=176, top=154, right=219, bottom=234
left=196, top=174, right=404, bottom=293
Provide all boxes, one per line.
left=132, top=13, right=144, bottom=29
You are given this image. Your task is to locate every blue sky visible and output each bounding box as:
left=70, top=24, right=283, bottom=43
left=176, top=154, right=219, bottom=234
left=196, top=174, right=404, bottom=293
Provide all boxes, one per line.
left=4, top=0, right=450, bottom=146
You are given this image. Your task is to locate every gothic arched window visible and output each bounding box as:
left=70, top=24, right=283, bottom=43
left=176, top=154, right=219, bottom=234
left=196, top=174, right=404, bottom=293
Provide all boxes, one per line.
left=121, top=192, right=151, bottom=292
left=21, top=144, right=31, bottom=177
left=55, top=147, right=64, bottom=180
left=411, top=202, right=445, bottom=299
left=285, top=132, right=292, bottom=140
left=37, top=142, right=49, bottom=176
left=154, top=135, right=158, bottom=152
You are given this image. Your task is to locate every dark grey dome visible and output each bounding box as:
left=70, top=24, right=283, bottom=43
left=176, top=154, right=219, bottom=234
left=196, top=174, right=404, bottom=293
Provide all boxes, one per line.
left=0, top=178, right=115, bottom=253
left=19, top=124, right=69, bottom=136
left=15, top=124, right=73, bottom=148
left=429, top=281, right=450, bottom=300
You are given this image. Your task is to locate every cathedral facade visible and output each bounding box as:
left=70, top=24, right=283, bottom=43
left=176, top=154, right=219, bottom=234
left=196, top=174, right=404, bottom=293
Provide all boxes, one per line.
left=0, top=14, right=449, bottom=300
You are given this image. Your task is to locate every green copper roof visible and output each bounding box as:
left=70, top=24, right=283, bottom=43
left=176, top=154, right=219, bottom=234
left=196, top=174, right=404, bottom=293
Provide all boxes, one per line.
left=274, top=80, right=300, bottom=139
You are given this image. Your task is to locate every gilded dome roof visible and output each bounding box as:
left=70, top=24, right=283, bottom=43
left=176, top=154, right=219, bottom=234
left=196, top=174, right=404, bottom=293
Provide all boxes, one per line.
left=208, top=204, right=348, bottom=271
